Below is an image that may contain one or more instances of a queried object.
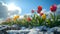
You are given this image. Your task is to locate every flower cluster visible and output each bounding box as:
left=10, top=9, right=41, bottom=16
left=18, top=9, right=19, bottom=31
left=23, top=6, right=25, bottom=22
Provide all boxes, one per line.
left=1, top=4, right=60, bottom=28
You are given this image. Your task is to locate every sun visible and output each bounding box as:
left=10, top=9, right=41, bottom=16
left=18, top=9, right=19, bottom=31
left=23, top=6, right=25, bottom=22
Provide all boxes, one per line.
left=7, top=3, right=15, bottom=11
left=7, top=3, right=21, bottom=11
left=7, top=3, right=21, bottom=17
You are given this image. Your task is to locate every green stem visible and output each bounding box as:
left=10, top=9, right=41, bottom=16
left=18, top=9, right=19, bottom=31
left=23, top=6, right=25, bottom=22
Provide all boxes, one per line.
left=54, top=12, right=55, bottom=23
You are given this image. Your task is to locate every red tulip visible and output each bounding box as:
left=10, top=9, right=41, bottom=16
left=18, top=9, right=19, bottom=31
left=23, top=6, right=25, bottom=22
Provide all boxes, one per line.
left=32, top=10, right=34, bottom=13
left=37, top=10, right=40, bottom=13
left=38, top=6, right=42, bottom=11
left=40, top=12, right=44, bottom=16
left=50, top=4, right=57, bottom=12
left=27, top=17, right=31, bottom=22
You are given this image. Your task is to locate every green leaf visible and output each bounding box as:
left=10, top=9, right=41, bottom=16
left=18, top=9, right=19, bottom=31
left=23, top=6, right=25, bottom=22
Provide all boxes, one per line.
left=50, top=13, right=54, bottom=19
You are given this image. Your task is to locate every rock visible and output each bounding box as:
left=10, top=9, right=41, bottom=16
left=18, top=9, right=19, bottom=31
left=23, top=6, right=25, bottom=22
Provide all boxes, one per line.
left=21, top=27, right=26, bottom=30
left=10, top=24, right=20, bottom=30
left=47, top=27, right=60, bottom=34
left=28, top=30, right=39, bottom=34
left=0, top=31, right=5, bottom=34
left=39, top=26, right=47, bottom=32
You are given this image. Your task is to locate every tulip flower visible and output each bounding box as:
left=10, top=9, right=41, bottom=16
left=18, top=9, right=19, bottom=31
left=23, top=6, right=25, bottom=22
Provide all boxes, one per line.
left=40, top=12, right=44, bottom=16
left=37, top=6, right=42, bottom=13
left=32, top=9, right=34, bottom=13
left=42, top=14, right=46, bottom=20
left=37, top=10, right=40, bottom=13
left=13, top=17, right=16, bottom=21
left=13, top=15, right=19, bottom=21
left=50, top=4, right=57, bottom=12
left=38, top=6, right=42, bottom=11
left=50, top=4, right=57, bottom=23
left=27, top=17, right=31, bottom=22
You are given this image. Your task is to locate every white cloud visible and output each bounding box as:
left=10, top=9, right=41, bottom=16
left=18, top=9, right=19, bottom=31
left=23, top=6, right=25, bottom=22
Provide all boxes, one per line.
left=7, top=3, right=21, bottom=17
left=56, top=4, right=60, bottom=15
left=20, top=15, right=24, bottom=19
left=40, top=9, right=50, bottom=15
left=0, top=2, right=8, bottom=20
left=25, top=13, right=32, bottom=16
left=0, top=2, right=22, bottom=20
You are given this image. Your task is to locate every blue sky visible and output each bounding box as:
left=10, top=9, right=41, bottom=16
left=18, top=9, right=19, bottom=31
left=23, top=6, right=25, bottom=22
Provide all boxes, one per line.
left=0, top=0, right=60, bottom=15
left=0, top=0, right=60, bottom=20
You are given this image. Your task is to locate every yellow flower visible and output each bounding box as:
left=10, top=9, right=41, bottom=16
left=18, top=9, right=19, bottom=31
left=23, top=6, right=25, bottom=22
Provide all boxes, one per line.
left=13, top=17, right=16, bottom=21
left=42, top=14, right=46, bottom=20
left=13, top=15, right=19, bottom=21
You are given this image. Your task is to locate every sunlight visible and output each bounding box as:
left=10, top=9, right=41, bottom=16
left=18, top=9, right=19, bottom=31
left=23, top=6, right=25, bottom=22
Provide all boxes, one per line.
left=7, top=3, right=21, bottom=11
left=7, top=3, right=21, bottom=17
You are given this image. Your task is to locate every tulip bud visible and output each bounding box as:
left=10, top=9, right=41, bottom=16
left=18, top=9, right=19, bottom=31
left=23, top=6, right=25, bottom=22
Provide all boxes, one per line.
left=50, top=4, right=57, bottom=12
